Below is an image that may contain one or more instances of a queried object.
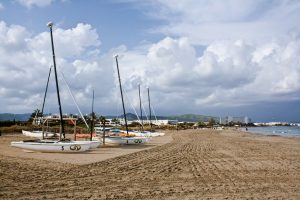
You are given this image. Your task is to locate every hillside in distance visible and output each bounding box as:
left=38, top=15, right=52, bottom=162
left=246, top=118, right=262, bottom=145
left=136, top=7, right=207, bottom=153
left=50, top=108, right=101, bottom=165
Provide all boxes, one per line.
left=0, top=113, right=31, bottom=121
left=109, top=113, right=217, bottom=122
left=0, top=112, right=217, bottom=122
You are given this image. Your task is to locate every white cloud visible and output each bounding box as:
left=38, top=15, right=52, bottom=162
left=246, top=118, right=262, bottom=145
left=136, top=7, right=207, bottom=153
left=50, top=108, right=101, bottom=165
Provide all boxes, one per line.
left=0, top=21, right=106, bottom=114
left=17, top=0, right=54, bottom=8
left=28, top=23, right=100, bottom=59
left=1, top=0, right=300, bottom=117
left=136, top=0, right=300, bottom=46
left=0, top=3, right=4, bottom=10
left=110, top=34, right=300, bottom=113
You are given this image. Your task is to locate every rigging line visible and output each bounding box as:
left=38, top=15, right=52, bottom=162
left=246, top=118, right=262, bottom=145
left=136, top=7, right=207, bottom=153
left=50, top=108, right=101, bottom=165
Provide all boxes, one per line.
left=150, top=104, right=160, bottom=127
left=123, top=88, right=142, bottom=126
left=41, top=66, right=52, bottom=116
left=141, top=101, right=149, bottom=121
left=139, top=86, right=149, bottom=122
left=33, top=65, right=52, bottom=125
left=60, top=71, right=90, bottom=130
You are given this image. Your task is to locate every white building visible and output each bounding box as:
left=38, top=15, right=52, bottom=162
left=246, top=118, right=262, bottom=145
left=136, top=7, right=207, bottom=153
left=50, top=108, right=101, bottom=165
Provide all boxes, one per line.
left=224, top=116, right=252, bottom=124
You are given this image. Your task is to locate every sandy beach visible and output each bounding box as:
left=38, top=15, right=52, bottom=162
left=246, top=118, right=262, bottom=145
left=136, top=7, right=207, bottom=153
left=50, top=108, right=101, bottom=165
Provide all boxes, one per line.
left=0, top=129, right=299, bottom=199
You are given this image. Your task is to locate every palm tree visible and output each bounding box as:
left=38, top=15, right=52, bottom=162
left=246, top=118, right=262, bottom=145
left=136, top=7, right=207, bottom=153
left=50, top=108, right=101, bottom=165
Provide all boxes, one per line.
left=111, top=118, right=120, bottom=127
left=28, top=109, right=42, bottom=123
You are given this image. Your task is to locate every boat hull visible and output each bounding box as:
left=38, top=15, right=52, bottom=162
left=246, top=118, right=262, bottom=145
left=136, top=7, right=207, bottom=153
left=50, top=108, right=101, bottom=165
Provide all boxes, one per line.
left=11, top=140, right=91, bottom=153
left=22, top=130, right=56, bottom=138
left=100, top=136, right=150, bottom=145
left=133, top=131, right=165, bottom=137
left=73, top=140, right=101, bottom=149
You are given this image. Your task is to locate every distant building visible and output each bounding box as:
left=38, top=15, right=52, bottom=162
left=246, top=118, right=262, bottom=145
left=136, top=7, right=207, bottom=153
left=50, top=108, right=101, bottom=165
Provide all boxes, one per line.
left=152, top=120, right=178, bottom=126
left=118, top=119, right=178, bottom=126
left=224, top=116, right=252, bottom=124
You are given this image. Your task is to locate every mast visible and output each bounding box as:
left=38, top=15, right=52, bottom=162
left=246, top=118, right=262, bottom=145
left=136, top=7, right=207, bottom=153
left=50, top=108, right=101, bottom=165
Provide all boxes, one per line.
left=138, top=84, right=144, bottom=131
left=147, top=87, right=152, bottom=129
left=41, top=66, right=52, bottom=116
left=115, top=55, right=129, bottom=136
left=47, top=22, right=65, bottom=139
left=90, top=90, right=94, bottom=141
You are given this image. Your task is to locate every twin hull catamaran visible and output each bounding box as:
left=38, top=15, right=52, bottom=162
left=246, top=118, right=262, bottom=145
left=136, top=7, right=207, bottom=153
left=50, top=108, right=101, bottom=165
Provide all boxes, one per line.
left=11, top=22, right=98, bottom=153
left=95, top=55, right=151, bottom=146
left=100, top=136, right=150, bottom=145
left=11, top=140, right=101, bottom=153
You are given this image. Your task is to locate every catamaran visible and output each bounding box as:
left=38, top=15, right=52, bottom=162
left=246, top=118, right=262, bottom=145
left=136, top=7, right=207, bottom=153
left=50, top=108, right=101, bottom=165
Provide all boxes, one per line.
left=95, top=55, right=150, bottom=145
left=11, top=22, right=97, bottom=152
left=11, top=140, right=92, bottom=152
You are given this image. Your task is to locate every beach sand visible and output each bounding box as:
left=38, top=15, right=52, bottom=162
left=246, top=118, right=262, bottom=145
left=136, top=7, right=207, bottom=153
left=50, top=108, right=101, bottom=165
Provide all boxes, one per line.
left=0, top=129, right=299, bottom=199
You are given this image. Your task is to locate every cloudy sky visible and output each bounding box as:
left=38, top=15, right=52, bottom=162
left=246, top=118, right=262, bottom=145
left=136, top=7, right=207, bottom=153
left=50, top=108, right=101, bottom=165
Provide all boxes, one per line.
left=0, top=0, right=300, bottom=122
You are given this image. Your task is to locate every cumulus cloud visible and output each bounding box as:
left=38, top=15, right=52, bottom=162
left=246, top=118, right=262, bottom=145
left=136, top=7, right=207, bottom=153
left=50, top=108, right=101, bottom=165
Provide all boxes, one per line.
left=0, top=21, right=108, bottom=114
left=1, top=0, right=300, bottom=118
left=1, top=18, right=299, bottom=116
left=28, top=23, right=100, bottom=59
left=134, top=0, right=300, bottom=45
left=111, top=35, right=300, bottom=114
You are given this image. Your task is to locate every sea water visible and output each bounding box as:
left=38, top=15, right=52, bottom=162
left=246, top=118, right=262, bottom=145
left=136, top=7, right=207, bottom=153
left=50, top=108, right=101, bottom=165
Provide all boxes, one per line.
left=244, top=126, right=300, bottom=138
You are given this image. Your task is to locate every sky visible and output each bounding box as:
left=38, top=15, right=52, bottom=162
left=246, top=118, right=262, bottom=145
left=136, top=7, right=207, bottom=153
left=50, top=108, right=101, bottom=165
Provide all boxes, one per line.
left=0, top=0, right=300, bottom=122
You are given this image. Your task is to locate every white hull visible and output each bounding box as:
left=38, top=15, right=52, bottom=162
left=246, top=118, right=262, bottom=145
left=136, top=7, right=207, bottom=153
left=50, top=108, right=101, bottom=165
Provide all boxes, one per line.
left=100, top=136, right=150, bottom=145
left=22, top=130, right=56, bottom=138
left=132, top=131, right=165, bottom=137
left=11, top=140, right=91, bottom=153
left=73, top=140, right=101, bottom=149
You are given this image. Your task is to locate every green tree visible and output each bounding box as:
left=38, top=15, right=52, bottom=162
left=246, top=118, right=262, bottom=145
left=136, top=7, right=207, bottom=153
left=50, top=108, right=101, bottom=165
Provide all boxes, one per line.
left=90, top=112, right=97, bottom=120
left=208, top=118, right=216, bottom=127
left=111, top=118, right=120, bottom=126
left=28, top=109, right=42, bottom=122
left=197, top=121, right=206, bottom=127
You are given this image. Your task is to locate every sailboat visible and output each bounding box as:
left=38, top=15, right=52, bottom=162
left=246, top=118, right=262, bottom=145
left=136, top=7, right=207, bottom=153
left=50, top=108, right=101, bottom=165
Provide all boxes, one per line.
left=95, top=55, right=150, bottom=145
left=11, top=22, right=97, bottom=152
left=131, top=87, right=165, bottom=137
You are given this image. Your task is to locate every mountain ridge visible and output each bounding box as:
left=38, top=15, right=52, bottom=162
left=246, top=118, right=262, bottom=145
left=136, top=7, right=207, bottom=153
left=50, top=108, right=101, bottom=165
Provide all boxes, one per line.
left=0, top=112, right=216, bottom=122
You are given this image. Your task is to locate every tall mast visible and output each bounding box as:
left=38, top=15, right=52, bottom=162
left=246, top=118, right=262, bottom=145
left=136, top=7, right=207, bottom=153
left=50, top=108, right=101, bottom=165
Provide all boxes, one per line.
left=138, top=84, right=144, bottom=131
left=147, top=87, right=152, bottom=129
left=90, top=90, right=94, bottom=141
left=41, top=66, right=52, bottom=116
left=115, top=55, right=129, bottom=136
left=47, top=22, right=65, bottom=139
